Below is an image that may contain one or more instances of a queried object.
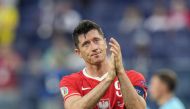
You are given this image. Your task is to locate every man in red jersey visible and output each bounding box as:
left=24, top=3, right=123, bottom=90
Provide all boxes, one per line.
left=59, top=20, right=147, bottom=109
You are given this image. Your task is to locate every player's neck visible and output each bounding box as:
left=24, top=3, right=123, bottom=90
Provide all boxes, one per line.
left=158, top=92, right=173, bottom=106
left=85, top=59, right=110, bottom=78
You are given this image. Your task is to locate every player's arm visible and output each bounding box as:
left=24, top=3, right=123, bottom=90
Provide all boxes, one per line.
left=117, top=72, right=146, bottom=109
left=109, top=37, right=146, bottom=109
left=64, top=77, right=113, bottom=109
left=63, top=54, right=116, bottom=109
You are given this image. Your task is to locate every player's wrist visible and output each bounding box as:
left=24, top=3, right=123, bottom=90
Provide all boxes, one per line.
left=104, top=78, right=114, bottom=84
left=116, top=68, right=125, bottom=76
left=105, top=74, right=115, bottom=82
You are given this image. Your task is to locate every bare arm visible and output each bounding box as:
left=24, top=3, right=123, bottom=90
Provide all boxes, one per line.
left=64, top=54, right=116, bottom=109
left=109, top=37, right=146, bottom=109
left=117, top=70, right=146, bottom=109
left=64, top=77, right=113, bottom=109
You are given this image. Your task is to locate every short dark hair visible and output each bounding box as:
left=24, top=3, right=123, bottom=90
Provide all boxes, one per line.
left=154, top=69, right=177, bottom=92
left=72, top=20, right=104, bottom=48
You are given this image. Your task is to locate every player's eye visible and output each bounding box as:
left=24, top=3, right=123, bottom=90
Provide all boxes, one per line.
left=82, top=41, right=90, bottom=47
left=93, top=38, right=101, bottom=44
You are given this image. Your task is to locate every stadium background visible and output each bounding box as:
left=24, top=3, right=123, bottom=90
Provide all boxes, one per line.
left=0, top=0, right=190, bottom=109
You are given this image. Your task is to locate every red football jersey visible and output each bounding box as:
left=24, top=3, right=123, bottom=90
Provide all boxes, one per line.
left=59, top=68, right=147, bottom=109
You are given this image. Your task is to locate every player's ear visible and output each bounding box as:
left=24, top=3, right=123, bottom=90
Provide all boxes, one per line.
left=75, top=48, right=82, bottom=58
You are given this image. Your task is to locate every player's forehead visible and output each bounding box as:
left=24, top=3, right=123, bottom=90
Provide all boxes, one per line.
left=78, top=29, right=103, bottom=43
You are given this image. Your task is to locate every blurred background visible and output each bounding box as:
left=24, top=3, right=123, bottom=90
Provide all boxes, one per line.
left=0, top=0, right=190, bottom=109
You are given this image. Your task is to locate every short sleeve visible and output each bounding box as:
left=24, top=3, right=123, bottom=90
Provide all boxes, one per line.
left=127, top=70, right=148, bottom=99
left=59, top=77, right=81, bottom=101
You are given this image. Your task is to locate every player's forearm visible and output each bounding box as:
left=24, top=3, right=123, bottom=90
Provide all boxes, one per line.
left=71, top=78, right=113, bottom=109
left=117, top=70, right=146, bottom=109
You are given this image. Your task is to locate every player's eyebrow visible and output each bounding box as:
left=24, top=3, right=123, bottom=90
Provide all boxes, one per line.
left=81, top=40, right=90, bottom=47
left=93, top=37, right=101, bottom=40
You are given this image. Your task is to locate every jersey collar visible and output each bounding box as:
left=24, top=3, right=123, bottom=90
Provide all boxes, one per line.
left=82, top=68, right=108, bottom=81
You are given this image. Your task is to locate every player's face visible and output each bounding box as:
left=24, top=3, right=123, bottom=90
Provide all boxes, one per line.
left=75, top=29, right=107, bottom=65
left=149, top=76, right=166, bottom=101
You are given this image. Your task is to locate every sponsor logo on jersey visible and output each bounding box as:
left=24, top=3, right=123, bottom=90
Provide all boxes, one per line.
left=81, top=87, right=91, bottom=90
left=60, top=87, right=69, bottom=97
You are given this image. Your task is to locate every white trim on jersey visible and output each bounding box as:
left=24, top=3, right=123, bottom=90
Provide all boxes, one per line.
left=64, top=93, right=81, bottom=101
left=82, top=68, right=108, bottom=81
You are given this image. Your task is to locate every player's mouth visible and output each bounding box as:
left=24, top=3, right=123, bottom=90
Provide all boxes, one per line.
left=91, top=52, right=101, bottom=57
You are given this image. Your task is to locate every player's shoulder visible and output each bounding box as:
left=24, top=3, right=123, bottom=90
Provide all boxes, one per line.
left=126, top=70, right=148, bottom=99
left=126, top=70, right=144, bottom=79
left=59, top=70, right=83, bottom=87
left=62, top=71, right=83, bottom=80
left=126, top=70, right=146, bottom=84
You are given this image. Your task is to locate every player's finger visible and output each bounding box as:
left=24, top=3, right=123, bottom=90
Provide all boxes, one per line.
left=110, top=53, right=115, bottom=64
left=110, top=37, right=120, bottom=48
left=110, top=47, right=118, bottom=56
left=109, top=42, right=119, bottom=53
left=110, top=48, right=120, bottom=67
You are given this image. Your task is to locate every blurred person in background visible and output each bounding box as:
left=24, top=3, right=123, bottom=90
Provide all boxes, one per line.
left=167, top=0, right=189, bottom=31
left=144, top=5, right=168, bottom=32
left=42, top=33, right=73, bottom=73
left=0, top=0, right=18, bottom=47
left=53, top=0, right=81, bottom=35
left=0, top=46, right=22, bottom=109
left=149, top=69, right=185, bottom=109
left=0, top=1, right=21, bottom=109
left=132, top=30, right=151, bottom=77
left=118, top=6, right=143, bottom=34
left=38, top=0, right=81, bottom=41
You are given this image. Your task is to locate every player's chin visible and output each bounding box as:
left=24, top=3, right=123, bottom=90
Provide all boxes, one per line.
left=91, top=58, right=104, bottom=64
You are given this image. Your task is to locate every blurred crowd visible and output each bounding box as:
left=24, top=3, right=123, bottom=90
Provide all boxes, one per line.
left=0, top=0, right=190, bottom=109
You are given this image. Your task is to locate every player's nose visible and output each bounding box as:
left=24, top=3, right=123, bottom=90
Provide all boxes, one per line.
left=91, top=42, right=99, bottom=51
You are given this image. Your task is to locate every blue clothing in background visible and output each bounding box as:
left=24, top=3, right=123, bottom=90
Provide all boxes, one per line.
left=160, top=97, right=185, bottom=109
